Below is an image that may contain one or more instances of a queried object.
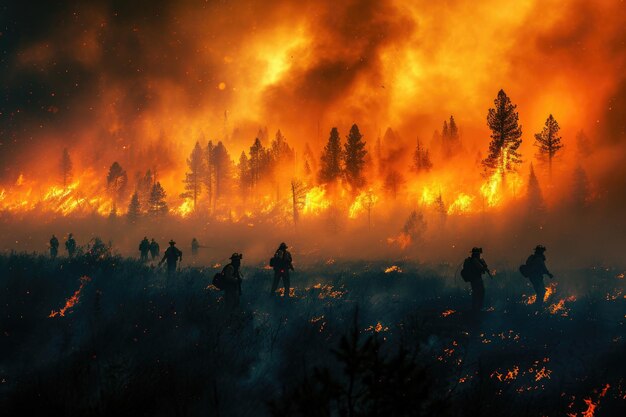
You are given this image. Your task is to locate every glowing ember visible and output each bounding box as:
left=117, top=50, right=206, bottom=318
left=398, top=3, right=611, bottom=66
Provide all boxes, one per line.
left=49, top=276, right=91, bottom=318
left=384, top=265, right=402, bottom=274
left=441, top=309, right=456, bottom=317
left=365, top=322, right=388, bottom=333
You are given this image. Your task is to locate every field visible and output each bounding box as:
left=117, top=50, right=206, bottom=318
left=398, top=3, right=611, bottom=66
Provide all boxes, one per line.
left=1, top=251, right=625, bottom=417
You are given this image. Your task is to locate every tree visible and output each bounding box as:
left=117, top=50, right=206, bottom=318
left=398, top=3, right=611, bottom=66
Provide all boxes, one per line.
left=212, top=141, right=232, bottom=202
left=204, top=141, right=215, bottom=210
left=181, top=142, right=206, bottom=211
left=60, top=148, right=72, bottom=188
left=413, top=139, right=433, bottom=172
left=318, top=127, right=343, bottom=184
left=148, top=182, right=168, bottom=216
left=403, top=210, right=427, bottom=241
left=343, top=124, right=367, bottom=190
left=127, top=191, right=141, bottom=223
left=248, top=138, right=265, bottom=189
left=482, top=89, right=523, bottom=178
left=442, top=115, right=460, bottom=157
left=137, top=169, right=154, bottom=211
left=290, top=179, right=308, bottom=229
left=384, top=171, right=404, bottom=199
left=106, top=162, right=128, bottom=204
left=534, top=114, right=563, bottom=178
left=571, top=165, right=589, bottom=210
left=527, top=164, right=545, bottom=219
left=271, top=130, right=295, bottom=164
left=434, top=193, right=447, bottom=226
left=238, top=151, right=251, bottom=199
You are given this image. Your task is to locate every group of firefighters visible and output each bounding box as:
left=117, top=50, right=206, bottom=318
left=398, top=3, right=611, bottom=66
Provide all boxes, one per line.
left=48, top=233, right=552, bottom=313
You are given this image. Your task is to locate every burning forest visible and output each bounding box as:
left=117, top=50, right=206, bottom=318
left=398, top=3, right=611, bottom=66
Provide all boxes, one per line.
left=1, top=0, right=626, bottom=416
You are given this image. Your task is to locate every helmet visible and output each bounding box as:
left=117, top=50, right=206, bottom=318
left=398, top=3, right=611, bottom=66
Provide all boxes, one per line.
left=535, top=245, right=546, bottom=253
left=230, top=252, right=242, bottom=260
left=169, top=240, right=176, bottom=245
left=471, top=247, right=482, bottom=254
left=279, top=242, right=288, bottom=250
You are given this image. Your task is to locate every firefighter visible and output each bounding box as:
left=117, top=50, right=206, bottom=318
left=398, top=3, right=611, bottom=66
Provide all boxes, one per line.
left=65, top=233, right=77, bottom=258
left=139, top=237, right=150, bottom=262
left=222, top=253, right=243, bottom=310
left=149, top=238, right=160, bottom=260
left=462, top=247, right=491, bottom=312
left=525, top=245, right=554, bottom=308
left=270, top=242, right=294, bottom=297
left=49, top=235, right=59, bottom=259
left=159, top=240, right=182, bottom=278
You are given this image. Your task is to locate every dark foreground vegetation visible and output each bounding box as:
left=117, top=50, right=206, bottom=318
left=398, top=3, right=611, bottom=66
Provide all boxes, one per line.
left=1, top=251, right=625, bottom=417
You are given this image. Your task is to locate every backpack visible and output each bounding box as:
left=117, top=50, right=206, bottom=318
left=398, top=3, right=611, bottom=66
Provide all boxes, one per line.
left=519, top=263, right=530, bottom=278
left=460, top=258, right=472, bottom=282
left=212, top=265, right=229, bottom=290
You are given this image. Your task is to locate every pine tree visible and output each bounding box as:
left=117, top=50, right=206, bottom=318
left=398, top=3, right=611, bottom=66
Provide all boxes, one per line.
left=249, top=138, right=265, bottom=188
left=148, top=182, right=168, bottom=216
left=127, top=191, right=141, bottom=223
left=449, top=116, right=459, bottom=142
left=534, top=114, right=563, bottom=177
left=290, top=179, right=308, bottom=229
left=60, top=148, right=72, bottom=188
left=181, top=142, right=206, bottom=211
left=212, top=141, right=232, bottom=202
left=106, top=162, right=128, bottom=204
left=318, top=127, right=343, bottom=184
left=434, top=193, right=447, bottom=225
left=384, top=170, right=404, bottom=199
left=413, top=138, right=433, bottom=172
left=204, top=141, right=215, bottom=210
left=527, top=163, right=545, bottom=218
left=343, top=124, right=367, bottom=190
left=238, top=151, right=250, bottom=198
left=303, top=142, right=317, bottom=172
left=137, top=169, right=154, bottom=212
left=271, top=130, right=294, bottom=163
left=482, top=89, right=523, bottom=178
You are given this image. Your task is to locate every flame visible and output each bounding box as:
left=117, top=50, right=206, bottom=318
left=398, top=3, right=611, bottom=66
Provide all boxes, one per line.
left=446, top=193, right=474, bottom=215
left=441, top=309, right=456, bottom=317
left=302, top=186, right=331, bottom=215
left=387, top=233, right=412, bottom=250
left=384, top=265, right=402, bottom=274
left=348, top=190, right=379, bottom=219
left=49, top=276, right=91, bottom=318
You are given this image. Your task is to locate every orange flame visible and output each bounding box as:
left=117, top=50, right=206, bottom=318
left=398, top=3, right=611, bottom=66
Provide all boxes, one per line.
left=49, top=276, right=91, bottom=318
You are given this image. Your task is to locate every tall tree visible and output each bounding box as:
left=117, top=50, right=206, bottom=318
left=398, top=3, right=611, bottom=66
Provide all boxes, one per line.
left=271, top=130, right=295, bottom=163
left=482, top=89, right=523, bottom=178
left=204, top=141, right=215, bottom=210
left=534, top=114, right=563, bottom=177
left=248, top=138, right=265, bottom=188
left=212, top=141, right=232, bottom=202
left=290, top=179, right=308, bottom=229
left=238, top=151, right=251, bottom=199
left=137, top=169, right=154, bottom=211
left=448, top=116, right=459, bottom=142
left=434, top=193, right=447, bottom=225
left=127, top=191, right=141, bottom=223
left=384, top=171, right=404, bottom=199
left=181, top=142, right=206, bottom=211
left=106, top=162, right=128, bottom=204
left=148, top=182, right=168, bottom=216
left=413, top=138, right=433, bottom=172
left=527, top=163, right=545, bottom=218
left=318, top=128, right=343, bottom=184
left=343, top=124, right=367, bottom=190
left=60, top=148, right=72, bottom=188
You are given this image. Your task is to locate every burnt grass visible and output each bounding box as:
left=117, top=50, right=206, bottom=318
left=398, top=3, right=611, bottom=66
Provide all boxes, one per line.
left=0, top=252, right=625, bottom=417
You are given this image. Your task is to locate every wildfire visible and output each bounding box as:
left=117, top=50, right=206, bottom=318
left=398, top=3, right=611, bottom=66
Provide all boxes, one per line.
left=49, top=276, right=91, bottom=318
left=302, top=186, right=331, bottom=215
left=384, top=265, right=402, bottom=274
left=348, top=189, right=378, bottom=219
left=446, top=193, right=474, bottom=215
left=387, top=233, right=412, bottom=250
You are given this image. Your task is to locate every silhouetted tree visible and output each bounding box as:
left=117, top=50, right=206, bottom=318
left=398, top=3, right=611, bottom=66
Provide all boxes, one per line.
left=318, top=128, right=343, bottom=184
left=127, top=191, right=141, bottom=223
left=106, top=162, right=128, bottom=204
left=534, top=114, right=563, bottom=178
left=137, top=169, right=154, bottom=212
left=238, top=151, right=251, bottom=198
left=404, top=210, right=427, bottom=241
left=449, top=115, right=459, bottom=142
left=434, top=193, right=446, bottom=224
left=527, top=164, right=545, bottom=219
left=60, top=148, right=72, bottom=188
left=271, top=130, right=295, bottom=164
left=413, top=139, right=433, bottom=172
left=482, top=89, right=523, bottom=178
left=384, top=171, right=404, bottom=199
left=290, top=179, right=308, bottom=229
left=248, top=138, right=265, bottom=189
left=181, top=142, right=206, bottom=211
left=303, top=142, right=317, bottom=172
left=148, top=182, right=168, bottom=216
left=204, top=141, right=215, bottom=209
left=344, top=124, right=367, bottom=190
left=212, top=141, right=232, bottom=202
left=442, top=115, right=460, bottom=157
